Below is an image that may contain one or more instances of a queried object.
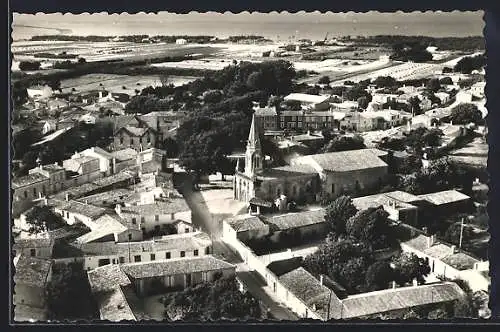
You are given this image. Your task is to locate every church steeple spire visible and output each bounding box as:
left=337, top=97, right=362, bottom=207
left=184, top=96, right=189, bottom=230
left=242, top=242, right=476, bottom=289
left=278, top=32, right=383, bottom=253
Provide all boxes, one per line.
left=247, top=113, right=261, bottom=151
left=244, top=113, right=263, bottom=177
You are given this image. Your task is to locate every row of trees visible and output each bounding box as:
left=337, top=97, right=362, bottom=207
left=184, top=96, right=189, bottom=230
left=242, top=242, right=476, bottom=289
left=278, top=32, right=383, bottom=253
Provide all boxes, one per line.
left=161, top=276, right=262, bottom=321
left=453, top=54, right=486, bottom=74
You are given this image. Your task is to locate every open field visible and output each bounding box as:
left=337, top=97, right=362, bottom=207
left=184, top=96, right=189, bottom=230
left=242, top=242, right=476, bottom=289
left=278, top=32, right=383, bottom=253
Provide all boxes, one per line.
left=59, top=73, right=199, bottom=95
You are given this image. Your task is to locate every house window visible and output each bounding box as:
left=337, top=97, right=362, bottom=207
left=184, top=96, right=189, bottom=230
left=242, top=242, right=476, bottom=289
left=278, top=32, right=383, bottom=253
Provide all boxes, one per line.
left=155, top=215, right=159, bottom=222
left=33, top=187, right=37, bottom=196
left=180, top=251, right=186, bottom=257
left=194, top=250, right=199, bottom=256
left=119, top=257, right=125, bottom=263
left=30, top=249, right=36, bottom=257
left=134, top=255, right=141, bottom=262
left=150, top=254, right=155, bottom=261
left=331, top=183, right=335, bottom=193
left=170, top=213, right=175, bottom=220
left=128, top=233, right=132, bottom=241
left=130, top=138, right=134, bottom=145
left=147, top=135, right=151, bottom=143
left=98, top=258, right=111, bottom=267
left=66, top=212, right=70, bottom=218
left=185, top=228, right=190, bottom=233
left=42, top=185, right=46, bottom=195
left=166, top=252, right=171, bottom=259
left=141, top=217, right=145, bottom=223
left=132, top=217, right=137, bottom=224
left=120, top=136, right=124, bottom=144
left=24, top=191, right=28, bottom=198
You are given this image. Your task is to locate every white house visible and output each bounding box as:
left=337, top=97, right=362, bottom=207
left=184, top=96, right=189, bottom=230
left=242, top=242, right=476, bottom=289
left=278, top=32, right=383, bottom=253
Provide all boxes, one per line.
left=27, top=85, right=53, bottom=100
left=176, top=38, right=187, bottom=45
left=456, top=91, right=473, bottom=103
left=435, top=92, right=451, bottom=104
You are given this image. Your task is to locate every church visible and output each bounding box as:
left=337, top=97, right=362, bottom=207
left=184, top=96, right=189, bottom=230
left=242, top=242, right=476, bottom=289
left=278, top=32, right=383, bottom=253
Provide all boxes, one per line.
left=233, top=114, right=390, bottom=207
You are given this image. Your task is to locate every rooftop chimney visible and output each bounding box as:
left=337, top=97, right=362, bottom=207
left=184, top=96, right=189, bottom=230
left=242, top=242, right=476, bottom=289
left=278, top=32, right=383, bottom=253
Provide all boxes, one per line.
left=427, top=234, right=435, bottom=248
left=320, top=275, right=324, bottom=286
left=450, top=245, right=457, bottom=254
left=115, top=204, right=122, bottom=215
left=412, top=279, right=418, bottom=287
left=65, top=193, right=70, bottom=202
left=392, top=281, right=397, bottom=289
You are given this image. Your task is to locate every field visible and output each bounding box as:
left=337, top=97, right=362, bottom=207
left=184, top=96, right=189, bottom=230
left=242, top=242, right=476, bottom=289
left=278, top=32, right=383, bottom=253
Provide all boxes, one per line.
left=59, top=73, right=199, bottom=95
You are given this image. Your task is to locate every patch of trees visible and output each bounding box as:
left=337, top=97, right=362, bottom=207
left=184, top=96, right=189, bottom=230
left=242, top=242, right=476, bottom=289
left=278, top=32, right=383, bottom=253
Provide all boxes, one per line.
left=453, top=54, right=486, bottom=74
left=390, top=42, right=433, bottom=62
left=449, top=103, right=483, bottom=125
left=19, top=61, right=41, bottom=71
left=25, top=205, right=66, bottom=234
left=33, top=52, right=78, bottom=59
left=318, top=76, right=331, bottom=85
left=161, top=276, right=262, bottom=321
left=320, top=134, right=366, bottom=153
left=378, top=127, right=444, bottom=153
left=373, top=76, right=399, bottom=89
left=228, top=35, right=271, bottom=43
left=354, top=35, right=484, bottom=52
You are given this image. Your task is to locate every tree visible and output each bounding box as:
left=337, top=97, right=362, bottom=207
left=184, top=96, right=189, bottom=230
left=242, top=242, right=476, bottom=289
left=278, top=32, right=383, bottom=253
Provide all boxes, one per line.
left=324, top=195, right=358, bottom=235
left=267, top=95, right=283, bottom=108
left=408, top=96, right=422, bottom=115
left=318, top=75, right=331, bottom=85
left=442, top=67, right=453, bottom=74
left=444, top=221, right=475, bottom=248
left=283, top=99, right=302, bottom=111
left=339, top=257, right=370, bottom=293
left=373, top=76, right=398, bottom=89
left=346, top=85, right=371, bottom=101
left=12, top=81, right=29, bottom=107
left=365, top=261, right=395, bottom=291
left=19, top=61, right=41, bottom=71
left=25, top=205, right=66, bottom=234
left=321, top=135, right=365, bottom=153
left=450, top=103, right=483, bottom=125
left=391, top=252, right=431, bottom=286
left=390, top=42, right=433, bottom=62
left=46, top=79, right=61, bottom=91
left=453, top=54, right=486, bottom=74
left=426, top=78, right=441, bottom=93
left=78, top=57, right=87, bottom=64
left=439, top=77, right=453, bottom=85
left=357, top=96, right=369, bottom=110
left=246, top=71, right=265, bottom=90
left=203, top=90, right=223, bottom=104
left=346, top=207, right=391, bottom=250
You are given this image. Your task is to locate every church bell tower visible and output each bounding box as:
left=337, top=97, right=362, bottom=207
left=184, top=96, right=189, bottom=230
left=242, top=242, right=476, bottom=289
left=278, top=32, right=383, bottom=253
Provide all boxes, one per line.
left=245, top=114, right=263, bottom=177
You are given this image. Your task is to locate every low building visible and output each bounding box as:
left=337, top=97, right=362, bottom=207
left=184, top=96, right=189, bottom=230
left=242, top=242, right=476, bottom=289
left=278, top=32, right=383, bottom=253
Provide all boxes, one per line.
left=13, top=255, right=53, bottom=322
left=470, top=81, right=485, bottom=98
left=352, top=191, right=420, bottom=226
left=223, top=214, right=270, bottom=242
left=120, top=255, right=235, bottom=297
left=417, top=190, right=471, bottom=216
left=76, top=189, right=134, bottom=208
left=76, top=147, right=116, bottom=176
left=266, top=209, right=327, bottom=239
left=63, top=154, right=102, bottom=187
left=435, top=92, right=451, bottom=104
left=116, top=199, right=192, bottom=233
left=13, top=237, right=55, bottom=259
left=54, top=199, right=107, bottom=225
left=28, top=163, right=66, bottom=195
left=456, top=91, right=473, bottom=103
left=73, top=213, right=143, bottom=244
left=27, top=85, right=53, bottom=100
left=111, top=148, right=139, bottom=173
left=401, top=234, right=489, bottom=292
left=12, top=173, right=50, bottom=216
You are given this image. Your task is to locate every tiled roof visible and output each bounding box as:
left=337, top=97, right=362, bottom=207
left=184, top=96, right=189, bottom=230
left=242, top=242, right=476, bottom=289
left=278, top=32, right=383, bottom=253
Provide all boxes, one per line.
left=267, top=209, right=325, bottom=231
left=91, top=172, right=135, bottom=187
left=417, top=190, right=470, bottom=205
left=254, top=107, right=277, bottom=116
left=14, top=255, right=52, bottom=288
left=224, top=214, right=268, bottom=232
left=60, top=200, right=107, bottom=219
left=296, top=149, right=387, bottom=172
left=352, top=192, right=417, bottom=211
left=340, top=282, right=463, bottom=319
left=39, top=164, right=65, bottom=173
left=121, top=255, right=234, bottom=279
left=120, top=199, right=189, bottom=216
left=13, top=237, right=54, bottom=250
left=88, top=264, right=131, bottom=293
left=278, top=267, right=331, bottom=318
left=401, top=234, right=430, bottom=252
left=119, top=126, right=150, bottom=137
left=423, top=243, right=454, bottom=259
left=441, top=252, right=478, bottom=271
left=258, top=164, right=317, bottom=180
left=12, top=173, right=48, bottom=189
left=76, top=189, right=134, bottom=206
left=95, top=287, right=137, bottom=322
left=384, top=190, right=421, bottom=203
left=54, top=183, right=101, bottom=200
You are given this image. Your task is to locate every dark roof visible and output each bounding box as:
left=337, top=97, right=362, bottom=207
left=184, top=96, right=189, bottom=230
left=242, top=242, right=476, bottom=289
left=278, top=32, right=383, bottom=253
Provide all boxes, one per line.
left=267, top=209, right=325, bottom=231
left=91, top=172, right=135, bottom=187
left=111, top=93, right=131, bottom=103
left=224, top=214, right=268, bottom=232
left=12, top=173, right=48, bottom=189
left=14, top=255, right=52, bottom=288
left=88, top=264, right=131, bottom=293
left=417, top=190, right=470, bottom=205
left=13, top=237, right=54, bottom=250
left=258, top=164, right=317, bottom=180
left=59, top=200, right=107, bottom=219
left=121, top=255, right=234, bottom=279
left=249, top=197, right=273, bottom=208
left=266, top=257, right=303, bottom=276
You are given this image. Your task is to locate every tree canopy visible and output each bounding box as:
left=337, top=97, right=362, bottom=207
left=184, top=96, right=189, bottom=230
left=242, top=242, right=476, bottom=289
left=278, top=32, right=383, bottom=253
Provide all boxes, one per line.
left=453, top=54, right=486, bottom=74
left=346, top=206, right=392, bottom=250
left=25, top=205, right=66, bottom=234
left=324, top=195, right=358, bottom=236
left=321, top=135, right=365, bottom=153
left=450, top=103, right=483, bottom=125
left=391, top=252, right=431, bottom=286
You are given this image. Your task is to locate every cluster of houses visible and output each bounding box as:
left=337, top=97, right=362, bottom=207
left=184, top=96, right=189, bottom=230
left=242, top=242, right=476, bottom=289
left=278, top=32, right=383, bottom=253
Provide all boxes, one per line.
left=221, top=186, right=489, bottom=320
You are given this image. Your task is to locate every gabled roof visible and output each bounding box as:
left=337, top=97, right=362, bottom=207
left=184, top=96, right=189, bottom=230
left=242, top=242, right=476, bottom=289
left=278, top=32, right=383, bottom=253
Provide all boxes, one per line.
left=12, top=173, right=48, bottom=189
left=224, top=214, right=268, bottom=232
left=117, top=126, right=151, bottom=137
left=121, top=255, right=234, bottom=279
left=88, top=264, right=131, bottom=293
left=417, top=190, right=470, bottom=205
left=111, top=148, right=138, bottom=162
left=267, top=209, right=325, bottom=231
left=341, top=282, right=463, bottom=319
left=59, top=200, right=107, bottom=219
left=120, top=199, right=189, bottom=216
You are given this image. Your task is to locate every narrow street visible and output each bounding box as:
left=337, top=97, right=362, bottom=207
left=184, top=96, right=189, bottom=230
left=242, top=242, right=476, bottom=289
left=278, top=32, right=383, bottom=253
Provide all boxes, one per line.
left=236, top=267, right=299, bottom=321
